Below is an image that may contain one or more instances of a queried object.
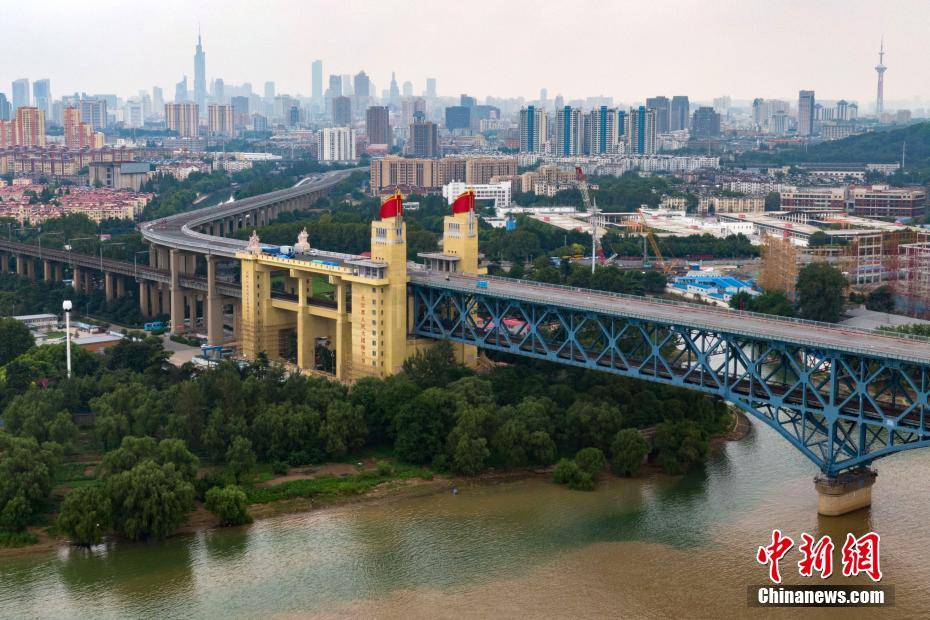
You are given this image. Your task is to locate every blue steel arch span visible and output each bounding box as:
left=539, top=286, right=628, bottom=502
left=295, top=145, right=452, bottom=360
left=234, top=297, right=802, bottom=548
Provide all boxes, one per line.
left=408, top=273, right=930, bottom=477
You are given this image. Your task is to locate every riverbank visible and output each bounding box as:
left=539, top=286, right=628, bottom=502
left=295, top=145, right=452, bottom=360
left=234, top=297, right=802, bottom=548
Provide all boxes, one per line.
left=3, top=409, right=751, bottom=559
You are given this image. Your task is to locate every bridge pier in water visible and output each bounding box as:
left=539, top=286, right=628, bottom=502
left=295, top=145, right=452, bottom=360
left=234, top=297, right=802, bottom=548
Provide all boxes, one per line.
left=814, top=469, right=877, bottom=516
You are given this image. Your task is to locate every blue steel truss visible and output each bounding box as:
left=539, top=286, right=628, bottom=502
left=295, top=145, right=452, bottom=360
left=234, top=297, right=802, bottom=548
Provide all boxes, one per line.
left=409, top=283, right=930, bottom=476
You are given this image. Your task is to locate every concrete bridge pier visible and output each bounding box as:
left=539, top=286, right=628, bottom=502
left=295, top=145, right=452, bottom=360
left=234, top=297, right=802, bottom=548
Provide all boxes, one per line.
left=139, top=281, right=151, bottom=317
left=54, top=262, right=62, bottom=283
left=72, top=266, right=82, bottom=292
left=83, top=271, right=93, bottom=292
left=25, top=258, right=36, bottom=280
left=815, top=468, right=877, bottom=516
left=43, top=260, right=53, bottom=282
left=15, top=254, right=26, bottom=276
left=206, top=256, right=223, bottom=345
left=169, top=249, right=185, bottom=334
left=105, top=272, right=115, bottom=301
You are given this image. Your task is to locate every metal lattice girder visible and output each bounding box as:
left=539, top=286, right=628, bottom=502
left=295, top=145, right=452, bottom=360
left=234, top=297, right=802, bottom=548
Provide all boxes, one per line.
left=410, top=283, right=930, bottom=476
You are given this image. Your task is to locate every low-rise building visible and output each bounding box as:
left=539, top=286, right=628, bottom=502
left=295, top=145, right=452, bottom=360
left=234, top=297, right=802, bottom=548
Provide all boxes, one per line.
left=848, top=184, right=926, bottom=219
left=779, top=187, right=847, bottom=211
left=442, top=180, right=511, bottom=208
left=89, top=161, right=154, bottom=191
left=698, top=196, right=765, bottom=214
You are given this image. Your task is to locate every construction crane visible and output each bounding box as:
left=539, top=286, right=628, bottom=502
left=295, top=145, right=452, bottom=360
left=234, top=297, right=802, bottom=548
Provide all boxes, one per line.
left=637, top=208, right=672, bottom=274
left=575, top=166, right=605, bottom=274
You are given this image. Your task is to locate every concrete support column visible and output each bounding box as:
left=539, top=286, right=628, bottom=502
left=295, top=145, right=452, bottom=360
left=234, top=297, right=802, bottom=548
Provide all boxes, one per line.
left=206, top=256, right=223, bottom=346
left=149, top=245, right=158, bottom=269
left=15, top=254, right=25, bottom=276
left=72, top=265, right=82, bottom=292
left=139, top=281, right=151, bottom=317
left=43, top=259, right=53, bottom=282
left=116, top=276, right=125, bottom=298
left=26, top=259, right=36, bottom=280
left=104, top=272, right=115, bottom=301
left=815, top=469, right=877, bottom=516
left=54, top=263, right=63, bottom=283
left=83, top=271, right=92, bottom=292
left=296, top=276, right=312, bottom=369
left=169, top=249, right=185, bottom=334
left=152, top=284, right=163, bottom=315
left=335, top=281, right=347, bottom=380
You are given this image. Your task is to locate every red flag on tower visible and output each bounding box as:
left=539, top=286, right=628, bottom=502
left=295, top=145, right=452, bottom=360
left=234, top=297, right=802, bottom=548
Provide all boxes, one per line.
left=380, top=191, right=403, bottom=219
left=451, top=188, right=476, bottom=214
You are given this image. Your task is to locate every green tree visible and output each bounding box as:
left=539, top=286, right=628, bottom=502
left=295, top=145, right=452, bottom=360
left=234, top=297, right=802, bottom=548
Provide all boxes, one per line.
left=0, top=317, right=34, bottom=365
left=653, top=420, right=708, bottom=475
left=394, top=388, right=458, bottom=465
left=0, top=435, right=57, bottom=531
left=205, top=485, right=252, bottom=526
left=527, top=431, right=558, bottom=466
left=320, top=401, right=367, bottom=459
left=225, top=436, right=256, bottom=484
left=610, top=429, right=648, bottom=476
left=865, top=285, right=896, bottom=313
left=574, top=447, right=606, bottom=477
left=105, top=460, right=194, bottom=541
left=796, top=262, right=847, bottom=323
left=450, top=434, right=490, bottom=475
left=57, top=486, right=112, bottom=546
left=553, top=458, right=595, bottom=491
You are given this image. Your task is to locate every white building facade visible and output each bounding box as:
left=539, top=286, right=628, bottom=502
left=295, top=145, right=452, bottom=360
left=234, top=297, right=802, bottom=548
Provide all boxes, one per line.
left=442, top=180, right=512, bottom=208
left=317, top=127, right=357, bottom=162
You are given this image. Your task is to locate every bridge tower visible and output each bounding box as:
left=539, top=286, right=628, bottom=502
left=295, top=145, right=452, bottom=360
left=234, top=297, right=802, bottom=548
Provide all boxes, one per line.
left=351, top=192, right=409, bottom=378
left=440, top=189, right=482, bottom=366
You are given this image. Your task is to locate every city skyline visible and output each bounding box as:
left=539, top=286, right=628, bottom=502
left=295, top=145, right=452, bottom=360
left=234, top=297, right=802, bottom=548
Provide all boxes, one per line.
left=3, top=1, right=930, bottom=107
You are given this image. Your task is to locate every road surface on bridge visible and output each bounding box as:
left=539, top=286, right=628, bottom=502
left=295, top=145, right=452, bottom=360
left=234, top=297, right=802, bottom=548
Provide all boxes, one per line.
left=409, top=271, right=930, bottom=363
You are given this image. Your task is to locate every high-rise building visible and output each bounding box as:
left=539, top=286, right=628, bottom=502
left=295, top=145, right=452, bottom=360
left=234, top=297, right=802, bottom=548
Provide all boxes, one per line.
left=409, top=119, right=439, bottom=157
left=328, top=74, right=342, bottom=98
left=389, top=72, right=400, bottom=107
left=798, top=90, right=815, bottom=136
left=751, top=98, right=765, bottom=129
left=333, top=96, right=352, bottom=126
left=213, top=78, right=225, bottom=104
left=14, top=107, right=45, bottom=147
left=0, top=93, right=11, bottom=121
left=264, top=81, right=275, bottom=101
left=691, top=106, right=721, bottom=138
left=629, top=106, right=656, bottom=155
left=251, top=113, right=268, bottom=132
left=875, top=39, right=886, bottom=118
left=555, top=106, right=584, bottom=156
left=670, top=96, right=690, bottom=131
left=63, top=107, right=82, bottom=148
left=587, top=106, right=617, bottom=154
left=152, top=87, right=164, bottom=113
left=317, top=127, right=357, bottom=161
left=402, top=81, right=413, bottom=98
left=460, top=94, right=476, bottom=108
left=124, top=99, right=145, bottom=128
left=12, top=79, right=29, bottom=110
left=836, top=100, right=849, bottom=122
left=175, top=76, right=188, bottom=103
left=165, top=102, right=199, bottom=137
left=425, top=78, right=437, bottom=99
left=80, top=98, right=107, bottom=130
left=32, top=79, right=51, bottom=118
left=0, top=120, right=12, bottom=148
left=445, top=106, right=471, bottom=131
left=712, top=96, right=731, bottom=117
left=312, top=60, right=323, bottom=104
left=354, top=71, right=370, bottom=98
left=208, top=104, right=234, bottom=136
left=519, top=105, right=548, bottom=153
left=646, top=96, right=670, bottom=134
left=366, top=106, right=391, bottom=145
left=231, top=96, right=250, bottom=129
left=194, top=31, right=207, bottom=110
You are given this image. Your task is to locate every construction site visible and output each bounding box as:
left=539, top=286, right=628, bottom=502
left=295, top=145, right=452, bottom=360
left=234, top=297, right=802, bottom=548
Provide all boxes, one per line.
left=759, top=229, right=930, bottom=318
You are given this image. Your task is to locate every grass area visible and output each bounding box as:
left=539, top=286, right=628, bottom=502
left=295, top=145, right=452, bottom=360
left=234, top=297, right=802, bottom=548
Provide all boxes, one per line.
left=44, top=331, right=66, bottom=339
left=243, top=463, right=432, bottom=505
left=0, top=531, right=38, bottom=547
left=53, top=461, right=100, bottom=490
left=312, top=277, right=334, bottom=296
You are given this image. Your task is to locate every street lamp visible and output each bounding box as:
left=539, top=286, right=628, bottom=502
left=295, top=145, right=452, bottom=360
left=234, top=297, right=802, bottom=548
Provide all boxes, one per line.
left=38, top=231, right=63, bottom=259
left=132, top=250, right=148, bottom=280
left=63, top=299, right=73, bottom=379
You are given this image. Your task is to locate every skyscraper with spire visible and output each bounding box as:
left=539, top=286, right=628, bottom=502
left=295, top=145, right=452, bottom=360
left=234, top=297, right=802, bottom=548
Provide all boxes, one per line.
left=875, top=38, right=886, bottom=119
left=389, top=72, right=400, bottom=108
left=194, top=29, right=206, bottom=112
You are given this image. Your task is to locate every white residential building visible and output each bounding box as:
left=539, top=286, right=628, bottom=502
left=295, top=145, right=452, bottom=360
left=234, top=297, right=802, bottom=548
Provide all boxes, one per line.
left=442, top=180, right=512, bottom=208
left=317, top=127, right=357, bottom=162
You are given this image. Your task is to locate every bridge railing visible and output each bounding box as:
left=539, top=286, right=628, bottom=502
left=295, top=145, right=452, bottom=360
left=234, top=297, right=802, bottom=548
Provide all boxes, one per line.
left=414, top=271, right=930, bottom=359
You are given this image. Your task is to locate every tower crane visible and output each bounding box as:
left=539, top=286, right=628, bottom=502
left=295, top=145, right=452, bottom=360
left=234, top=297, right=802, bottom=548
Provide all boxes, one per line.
left=575, top=166, right=605, bottom=274
left=637, top=208, right=672, bottom=275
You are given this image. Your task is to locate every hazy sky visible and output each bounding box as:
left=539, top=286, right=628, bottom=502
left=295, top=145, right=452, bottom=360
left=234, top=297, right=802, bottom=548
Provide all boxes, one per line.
left=4, top=0, right=930, bottom=107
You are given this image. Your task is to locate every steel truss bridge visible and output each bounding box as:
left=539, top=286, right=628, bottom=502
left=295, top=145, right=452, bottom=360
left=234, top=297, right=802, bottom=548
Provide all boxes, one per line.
left=409, top=272, right=930, bottom=477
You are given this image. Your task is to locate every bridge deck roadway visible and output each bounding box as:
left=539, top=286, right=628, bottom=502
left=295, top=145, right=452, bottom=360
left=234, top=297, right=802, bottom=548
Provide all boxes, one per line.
left=139, top=169, right=356, bottom=257
left=409, top=271, right=930, bottom=364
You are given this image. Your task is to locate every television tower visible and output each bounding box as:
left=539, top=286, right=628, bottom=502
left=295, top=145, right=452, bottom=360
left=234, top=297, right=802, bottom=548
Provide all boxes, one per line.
left=875, top=38, right=886, bottom=119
